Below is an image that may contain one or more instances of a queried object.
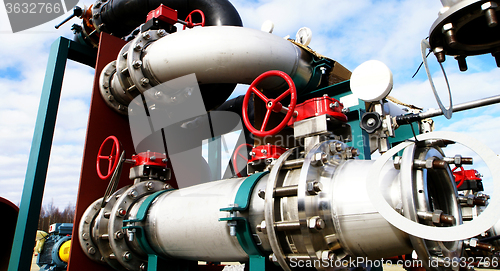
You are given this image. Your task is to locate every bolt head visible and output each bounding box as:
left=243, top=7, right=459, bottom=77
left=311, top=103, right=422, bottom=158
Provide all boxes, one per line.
left=115, top=231, right=124, bottom=240
left=88, top=247, right=96, bottom=255
left=393, top=156, right=402, bottom=170
left=117, top=208, right=127, bottom=217
left=258, top=220, right=267, bottom=234
left=320, top=250, right=334, bottom=261
left=443, top=23, right=454, bottom=31
left=123, top=252, right=132, bottom=261
left=129, top=190, right=138, bottom=198
left=308, top=216, right=325, bottom=230
left=146, top=182, right=154, bottom=190
left=482, top=2, right=498, bottom=10
left=132, top=60, right=142, bottom=69
left=157, top=29, right=167, bottom=37
left=140, top=78, right=150, bottom=86
left=469, top=238, right=478, bottom=247
left=307, top=181, right=322, bottom=195
left=142, top=32, right=151, bottom=40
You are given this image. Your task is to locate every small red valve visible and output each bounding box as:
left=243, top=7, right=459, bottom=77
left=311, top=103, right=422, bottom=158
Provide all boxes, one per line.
left=452, top=166, right=482, bottom=188
left=287, top=95, right=348, bottom=125
left=183, top=9, right=205, bottom=30
left=130, top=151, right=168, bottom=167
left=248, top=145, right=287, bottom=164
left=242, top=70, right=297, bottom=137
left=96, top=136, right=121, bottom=180
left=146, top=4, right=178, bottom=25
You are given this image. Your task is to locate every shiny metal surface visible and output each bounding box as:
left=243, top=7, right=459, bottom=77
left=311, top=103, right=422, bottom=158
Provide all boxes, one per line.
left=264, top=148, right=300, bottom=271
left=400, top=145, right=462, bottom=271
left=100, top=26, right=317, bottom=114
left=330, top=160, right=412, bottom=259
left=78, top=198, right=105, bottom=263
left=145, top=178, right=249, bottom=262
left=108, top=181, right=165, bottom=270
left=80, top=136, right=469, bottom=271
left=142, top=26, right=314, bottom=92
left=94, top=186, right=130, bottom=271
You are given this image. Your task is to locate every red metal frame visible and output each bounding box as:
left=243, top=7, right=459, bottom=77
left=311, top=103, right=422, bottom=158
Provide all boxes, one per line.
left=68, top=33, right=178, bottom=271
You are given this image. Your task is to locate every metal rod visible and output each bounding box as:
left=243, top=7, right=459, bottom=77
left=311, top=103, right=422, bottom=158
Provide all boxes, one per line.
left=419, top=94, right=500, bottom=119
left=274, top=185, right=298, bottom=198
left=281, top=158, right=304, bottom=170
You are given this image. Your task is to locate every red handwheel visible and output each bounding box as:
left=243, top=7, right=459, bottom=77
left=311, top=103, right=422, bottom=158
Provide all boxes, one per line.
left=96, top=136, right=121, bottom=180
left=242, top=70, right=297, bottom=137
left=183, top=9, right=205, bottom=30
left=232, top=143, right=252, bottom=177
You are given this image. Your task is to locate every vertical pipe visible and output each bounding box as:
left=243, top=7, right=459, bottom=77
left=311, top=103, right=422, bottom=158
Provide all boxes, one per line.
left=8, top=37, right=69, bottom=271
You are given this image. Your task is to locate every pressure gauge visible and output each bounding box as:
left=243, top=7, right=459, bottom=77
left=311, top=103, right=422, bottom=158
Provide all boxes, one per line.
left=350, top=60, right=393, bottom=102
left=295, top=27, right=312, bottom=46
left=261, top=20, right=274, bottom=33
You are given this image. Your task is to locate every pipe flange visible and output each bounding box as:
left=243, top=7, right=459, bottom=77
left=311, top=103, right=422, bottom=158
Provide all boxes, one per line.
left=264, top=147, right=301, bottom=271
left=369, top=131, right=500, bottom=241
left=126, top=29, right=167, bottom=95
left=429, top=0, right=500, bottom=56
left=91, top=0, right=109, bottom=33
left=79, top=198, right=105, bottom=263
left=400, top=144, right=462, bottom=271
left=99, top=61, right=128, bottom=114
left=108, top=181, right=167, bottom=270
left=115, top=42, right=138, bottom=103
left=94, top=186, right=130, bottom=271
left=297, top=140, right=347, bottom=264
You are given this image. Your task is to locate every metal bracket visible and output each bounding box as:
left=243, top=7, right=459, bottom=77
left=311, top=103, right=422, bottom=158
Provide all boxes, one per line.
left=123, top=189, right=173, bottom=255
left=219, top=171, right=269, bottom=258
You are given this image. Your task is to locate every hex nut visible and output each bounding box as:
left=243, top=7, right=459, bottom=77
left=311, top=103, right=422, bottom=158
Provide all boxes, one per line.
left=307, top=181, right=322, bottom=195
left=393, top=156, right=402, bottom=170
left=482, top=2, right=498, bottom=10
left=308, top=216, right=325, bottom=230
left=442, top=23, right=454, bottom=32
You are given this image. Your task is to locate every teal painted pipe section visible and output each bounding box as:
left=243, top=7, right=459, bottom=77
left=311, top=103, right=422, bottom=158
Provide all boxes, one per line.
left=8, top=37, right=70, bottom=271
left=8, top=37, right=96, bottom=271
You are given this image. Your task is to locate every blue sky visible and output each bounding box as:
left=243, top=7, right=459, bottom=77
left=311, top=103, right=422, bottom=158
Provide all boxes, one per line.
left=0, top=0, right=499, bottom=208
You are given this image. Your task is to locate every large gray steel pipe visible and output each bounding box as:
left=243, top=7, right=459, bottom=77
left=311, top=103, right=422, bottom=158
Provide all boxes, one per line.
left=100, top=26, right=317, bottom=114
left=80, top=140, right=464, bottom=271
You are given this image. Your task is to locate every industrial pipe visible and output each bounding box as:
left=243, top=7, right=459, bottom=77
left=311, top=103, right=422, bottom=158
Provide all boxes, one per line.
left=80, top=139, right=465, bottom=271
left=91, top=0, right=242, bottom=38
left=100, top=26, right=322, bottom=114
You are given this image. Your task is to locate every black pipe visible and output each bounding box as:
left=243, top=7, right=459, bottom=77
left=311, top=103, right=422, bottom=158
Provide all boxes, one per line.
left=93, top=0, right=243, bottom=37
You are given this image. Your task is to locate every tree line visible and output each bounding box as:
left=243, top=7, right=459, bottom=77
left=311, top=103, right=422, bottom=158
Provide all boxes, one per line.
left=38, top=200, right=75, bottom=232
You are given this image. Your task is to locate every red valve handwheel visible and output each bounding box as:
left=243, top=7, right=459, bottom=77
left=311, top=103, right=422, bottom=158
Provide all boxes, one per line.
left=232, top=143, right=252, bottom=177
left=452, top=166, right=466, bottom=188
left=96, top=136, right=121, bottom=180
left=183, top=9, right=205, bottom=30
left=242, top=70, right=297, bottom=137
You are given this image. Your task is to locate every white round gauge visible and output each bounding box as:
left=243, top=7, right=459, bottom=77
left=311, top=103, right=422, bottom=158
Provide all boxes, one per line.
left=350, top=60, right=393, bottom=102
left=295, top=27, right=312, bottom=46
left=261, top=20, right=274, bottom=33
